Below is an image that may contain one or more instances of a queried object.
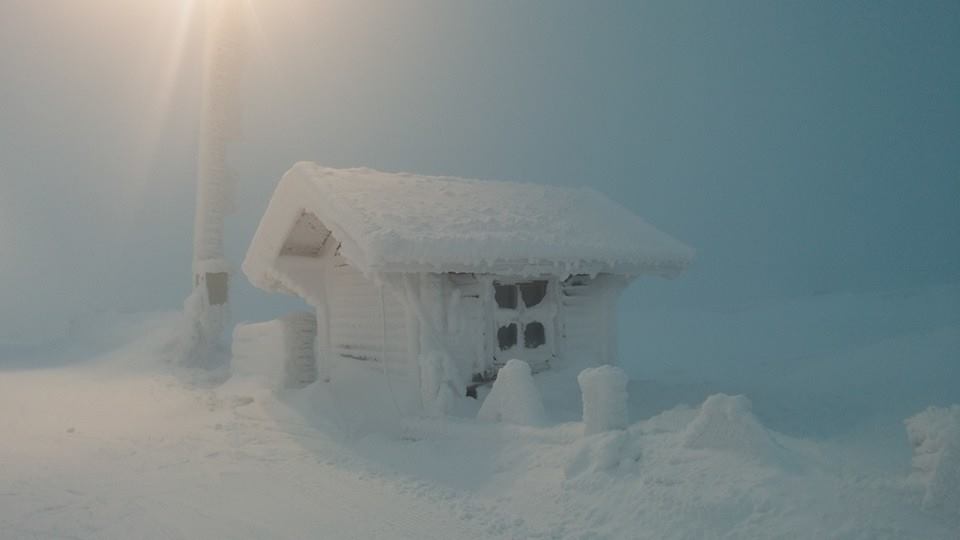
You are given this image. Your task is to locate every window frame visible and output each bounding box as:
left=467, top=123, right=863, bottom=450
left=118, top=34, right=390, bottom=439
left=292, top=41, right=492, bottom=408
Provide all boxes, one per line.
left=490, top=278, right=557, bottom=372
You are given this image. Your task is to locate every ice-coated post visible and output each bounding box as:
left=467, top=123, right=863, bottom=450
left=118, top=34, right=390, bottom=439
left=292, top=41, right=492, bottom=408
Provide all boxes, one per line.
left=578, top=365, right=629, bottom=435
left=192, top=0, right=250, bottom=306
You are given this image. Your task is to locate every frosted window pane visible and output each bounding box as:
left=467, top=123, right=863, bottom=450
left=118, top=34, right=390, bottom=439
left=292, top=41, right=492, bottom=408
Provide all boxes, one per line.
left=494, top=282, right=518, bottom=309
left=519, top=281, right=548, bottom=308
left=524, top=322, right=545, bottom=349
left=498, top=323, right=518, bottom=350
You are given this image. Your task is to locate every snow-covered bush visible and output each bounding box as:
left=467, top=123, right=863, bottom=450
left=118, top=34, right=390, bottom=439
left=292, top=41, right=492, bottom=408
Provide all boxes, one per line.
left=905, top=405, right=960, bottom=518
left=577, top=366, right=629, bottom=435
left=477, top=359, right=546, bottom=426
left=683, top=394, right=781, bottom=463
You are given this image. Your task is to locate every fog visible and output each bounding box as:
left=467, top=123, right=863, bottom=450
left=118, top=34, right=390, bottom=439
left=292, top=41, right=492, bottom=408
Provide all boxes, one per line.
left=1, top=0, right=958, bottom=343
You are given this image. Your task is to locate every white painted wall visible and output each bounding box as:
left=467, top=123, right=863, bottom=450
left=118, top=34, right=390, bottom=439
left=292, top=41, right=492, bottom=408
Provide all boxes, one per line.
left=325, top=255, right=410, bottom=368
left=559, top=274, right=627, bottom=366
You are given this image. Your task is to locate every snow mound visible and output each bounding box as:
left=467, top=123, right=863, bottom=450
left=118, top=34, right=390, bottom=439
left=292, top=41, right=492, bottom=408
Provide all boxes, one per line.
left=905, top=405, right=960, bottom=519
left=565, top=430, right=643, bottom=479
left=683, top=394, right=783, bottom=462
left=577, top=365, right=629, bottom=435
left=477, top=359, right=546, bottom=426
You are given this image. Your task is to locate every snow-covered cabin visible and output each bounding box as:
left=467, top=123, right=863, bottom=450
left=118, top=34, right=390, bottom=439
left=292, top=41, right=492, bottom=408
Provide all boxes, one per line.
left=241, top=162, right=692, bottom=413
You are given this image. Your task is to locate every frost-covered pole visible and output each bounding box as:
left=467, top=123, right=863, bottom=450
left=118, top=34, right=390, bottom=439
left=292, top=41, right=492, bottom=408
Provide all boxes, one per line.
left=184, top=0, right=249, bottom=364
left=193, top=0, right=248, bottom=297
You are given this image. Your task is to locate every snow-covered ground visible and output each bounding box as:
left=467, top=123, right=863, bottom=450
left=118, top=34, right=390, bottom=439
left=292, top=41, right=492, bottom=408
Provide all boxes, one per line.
left=1, top=284, right=958, bottom=539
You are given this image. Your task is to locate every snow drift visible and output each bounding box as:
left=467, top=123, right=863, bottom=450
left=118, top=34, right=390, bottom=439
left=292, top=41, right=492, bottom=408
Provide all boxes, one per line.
left=477, top=359, right=547, bottom=426
left=682, top=393, right=785, bottom=464
left=906, top=405, right=960, bottom=519
left=3, top=287, right=958, bottom=539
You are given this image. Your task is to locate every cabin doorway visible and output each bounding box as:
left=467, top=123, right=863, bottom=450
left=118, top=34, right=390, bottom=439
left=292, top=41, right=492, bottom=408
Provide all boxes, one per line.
left=492, top=279, right=555, bottom=373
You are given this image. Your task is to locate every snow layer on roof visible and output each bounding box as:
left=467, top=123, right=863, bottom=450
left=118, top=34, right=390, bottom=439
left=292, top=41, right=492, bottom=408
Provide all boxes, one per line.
left=244, top=162, right=693, bottom=289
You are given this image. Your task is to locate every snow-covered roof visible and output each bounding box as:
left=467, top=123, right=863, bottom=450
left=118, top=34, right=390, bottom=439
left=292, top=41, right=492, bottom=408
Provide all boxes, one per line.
left=243, top=162, right=693, bottom=288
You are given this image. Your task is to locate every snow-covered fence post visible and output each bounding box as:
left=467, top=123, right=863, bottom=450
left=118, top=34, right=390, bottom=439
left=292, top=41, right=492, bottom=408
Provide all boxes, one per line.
left=578, top=366, right=629, bottom=436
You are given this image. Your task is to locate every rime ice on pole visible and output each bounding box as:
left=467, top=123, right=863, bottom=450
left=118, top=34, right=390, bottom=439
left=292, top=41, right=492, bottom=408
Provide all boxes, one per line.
left=577, top=365, right=629, bottom=435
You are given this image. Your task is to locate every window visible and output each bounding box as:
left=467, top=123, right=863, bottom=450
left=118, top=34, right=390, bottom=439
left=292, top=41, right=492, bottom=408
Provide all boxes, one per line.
left=494, top=282, right=518, bottom=309
left=488, top=279, right=555, bottom=376
left=493, top=280, right=550, bottom=352
left=497, top=323, right=518, bottom=350
left=524, top=322, right=545, bottom=349
left=519, top=280, right=548, bottom=308
left=496, top=280, right=548, bottom=309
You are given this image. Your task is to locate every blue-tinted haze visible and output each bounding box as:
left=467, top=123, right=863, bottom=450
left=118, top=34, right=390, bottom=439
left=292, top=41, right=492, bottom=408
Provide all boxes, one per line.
left=1, top=0, right=957, bottom=340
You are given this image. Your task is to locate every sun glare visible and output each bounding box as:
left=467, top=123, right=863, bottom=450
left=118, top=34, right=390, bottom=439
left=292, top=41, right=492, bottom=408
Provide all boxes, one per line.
left=140, top=0, right=257, bottom=164
left=155, top=0, right=200, bottom=123
left=121, top=0, right=261, bottom=229
left=111, top=0, right=202, bottom=229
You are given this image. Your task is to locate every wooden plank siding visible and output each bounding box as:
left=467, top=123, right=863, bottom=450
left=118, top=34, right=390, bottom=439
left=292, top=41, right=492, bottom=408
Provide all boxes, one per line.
left=325, top=254, right=411, bottom=375
left=559, top=275, right=608, bottom=365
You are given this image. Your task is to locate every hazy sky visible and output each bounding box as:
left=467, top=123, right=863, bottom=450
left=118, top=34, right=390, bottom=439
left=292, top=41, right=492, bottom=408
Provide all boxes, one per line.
left=1, top=0, right=958, bottom=342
